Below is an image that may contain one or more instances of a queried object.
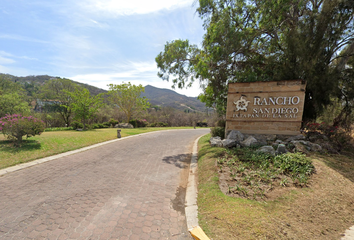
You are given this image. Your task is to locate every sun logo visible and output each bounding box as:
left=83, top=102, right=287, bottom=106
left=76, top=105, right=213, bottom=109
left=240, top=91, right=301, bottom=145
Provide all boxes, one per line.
left=234, top=96, right=250, bottom=112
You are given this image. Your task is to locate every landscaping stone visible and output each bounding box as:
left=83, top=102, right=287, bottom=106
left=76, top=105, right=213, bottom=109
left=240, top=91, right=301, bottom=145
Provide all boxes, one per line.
left=117, top=123, right=134, bottom=128
left=241, top=136, right=258, bottom=147
left=276, top=144, right=288, bottom=155
left=226, top=130, right=244, bottom=142
left=309, top=142, right=323, bottom=152
left=257, top=146, right=276, bottom=156
left=292, top=141, right=309, bottom=153
left=222, top=139, right=237, bottom=148
left=286, top=134, right=306, bottom=142
left=210, top=137, right=223, bottom=147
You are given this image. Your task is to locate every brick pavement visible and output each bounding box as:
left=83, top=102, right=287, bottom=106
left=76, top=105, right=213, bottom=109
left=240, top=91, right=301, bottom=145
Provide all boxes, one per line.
left=0, top=129, right=209, bottom=240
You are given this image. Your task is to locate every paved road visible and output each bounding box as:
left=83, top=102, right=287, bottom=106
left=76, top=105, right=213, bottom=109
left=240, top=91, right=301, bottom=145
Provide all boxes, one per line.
left=0, top=129, right=209, bottom=240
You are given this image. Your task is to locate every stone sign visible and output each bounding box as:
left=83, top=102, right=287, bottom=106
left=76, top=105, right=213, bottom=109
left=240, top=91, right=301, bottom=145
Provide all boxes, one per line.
left=226, top=80, right=306, bottom=135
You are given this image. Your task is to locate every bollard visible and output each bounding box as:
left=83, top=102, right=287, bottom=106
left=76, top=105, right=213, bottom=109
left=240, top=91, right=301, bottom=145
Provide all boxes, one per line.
left=117, top=129, right=121, bottom=138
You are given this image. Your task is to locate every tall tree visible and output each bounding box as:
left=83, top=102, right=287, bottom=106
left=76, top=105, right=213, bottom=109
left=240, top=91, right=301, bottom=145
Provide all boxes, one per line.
left=39, top=78, right=82, bottom=126
left=107, top=82, right=150, bottom=122
left=0, top=76, right=30, bottom=117
left=156, top=0, right=354, bottom=120
left=64, top=88, right=103, bottom=130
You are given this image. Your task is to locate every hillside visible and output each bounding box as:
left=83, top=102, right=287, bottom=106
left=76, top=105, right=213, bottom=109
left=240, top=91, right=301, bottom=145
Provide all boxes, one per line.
left=0, top=73, right=107, bottom=96
left=0, top=74, right=208, bottom=112
left=142, top=85, right=207, bottom=112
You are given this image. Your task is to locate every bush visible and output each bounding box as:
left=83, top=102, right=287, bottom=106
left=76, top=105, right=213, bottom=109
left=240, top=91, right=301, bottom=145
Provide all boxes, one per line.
left=0, top=114, right=45, bottom=146
left=211, top=127, right=225, bottom=139
left=102, top=122, right=111, bottom=127
left=109, top=118, right=119, bottom=127
left=129, top=119, right=137, bottom=128
left=71, top=121, right=83, bottom=130
left=136, top=119, right=148, bottom=128
left=148, top=122, right=168, bottom=127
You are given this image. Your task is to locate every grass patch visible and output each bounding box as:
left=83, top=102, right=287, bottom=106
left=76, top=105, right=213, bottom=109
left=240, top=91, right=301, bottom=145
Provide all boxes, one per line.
left=0, top=127, right=197, bottom=169
left=197, top=134, right=354, bottom=239
left=218, top=148, right=315, bottom=200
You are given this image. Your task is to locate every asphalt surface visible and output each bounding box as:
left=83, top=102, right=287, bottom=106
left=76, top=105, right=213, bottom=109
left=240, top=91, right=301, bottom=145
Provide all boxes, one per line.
left=0, top=128, right=209, bottom=240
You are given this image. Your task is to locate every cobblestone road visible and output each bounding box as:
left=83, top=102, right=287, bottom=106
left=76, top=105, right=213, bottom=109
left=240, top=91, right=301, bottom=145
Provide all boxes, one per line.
left=0, top=129, right=209, bottom=240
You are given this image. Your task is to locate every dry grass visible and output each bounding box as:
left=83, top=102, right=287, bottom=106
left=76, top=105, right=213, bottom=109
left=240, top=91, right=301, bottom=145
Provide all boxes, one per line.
left=197, top=134, right=354, bottom=239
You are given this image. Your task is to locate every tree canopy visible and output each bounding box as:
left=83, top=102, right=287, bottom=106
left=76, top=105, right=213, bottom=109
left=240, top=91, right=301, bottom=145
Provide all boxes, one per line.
left=39, top=78, right=82, bottom=126
left=64, top=88, right=103, bottom=130
left=156, top=0, right=354, bottom=120
left=0, top=76, right=30, bottom=117
left=107, top=82, right=150, bottom=122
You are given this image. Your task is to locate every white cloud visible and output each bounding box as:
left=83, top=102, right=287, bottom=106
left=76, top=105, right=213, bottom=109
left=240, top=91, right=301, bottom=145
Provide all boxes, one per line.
left=69, top=60, right=203, bottom=97
left=82, top=0, right=195, bottom=16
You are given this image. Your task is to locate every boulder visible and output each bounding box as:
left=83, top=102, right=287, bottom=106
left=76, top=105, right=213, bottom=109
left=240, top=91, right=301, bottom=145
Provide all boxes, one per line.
left=241, top=136, right=258, bottom=147
left=226, top=130, right=244, bottom=142
left=210, top=137, right=223, bottom=147
left=285, top=134, right=306, bottom=142
left=222, top=139, right=237, bottom=148
left=292, top=141, right=309, bottom=154
left=308, top=142, right=323, bottom=152
left=116, top=123, right=134, bottom=128
left=276, top=144, right=288, bottom=155
left=257, top=146, right=276, bottom=156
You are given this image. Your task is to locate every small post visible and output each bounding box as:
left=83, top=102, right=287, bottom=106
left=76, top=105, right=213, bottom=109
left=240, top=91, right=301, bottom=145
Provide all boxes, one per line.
left=117, top=129, right=121, bottom=138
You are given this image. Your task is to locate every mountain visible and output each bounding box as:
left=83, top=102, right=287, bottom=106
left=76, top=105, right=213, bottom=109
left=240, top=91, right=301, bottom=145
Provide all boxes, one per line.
left=0, top=73, right=107, bottom=96
left=142, top=85, right=207, bottom=112
left=1, top=73, right=208, bottom=112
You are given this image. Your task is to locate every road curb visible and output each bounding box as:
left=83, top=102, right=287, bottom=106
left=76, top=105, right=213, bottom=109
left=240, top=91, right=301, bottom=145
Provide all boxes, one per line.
left=185, top=134, right=211, bottom=240
left=0, top=129, right=204, bottom=177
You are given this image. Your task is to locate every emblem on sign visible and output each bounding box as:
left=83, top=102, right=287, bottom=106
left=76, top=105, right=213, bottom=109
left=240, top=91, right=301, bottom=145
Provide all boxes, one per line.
left=234, top=96, right=250, bottom=112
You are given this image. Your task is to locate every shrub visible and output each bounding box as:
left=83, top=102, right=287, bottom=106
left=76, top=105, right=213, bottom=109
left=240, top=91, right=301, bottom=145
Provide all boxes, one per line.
left=129, top=119, right=137, bottom=128
left=109, top=118, right=119, bottom=127
left=71, top=121, right=83, bottom=130
left=148, top=122, right=168, bottom=127
left=0, top=114, right=45, bottom=146
left=136, top=119, right=148, bottom=128
left=211, top=127, right=225, bottom=139
left=102, top=122, right=111, bottom=127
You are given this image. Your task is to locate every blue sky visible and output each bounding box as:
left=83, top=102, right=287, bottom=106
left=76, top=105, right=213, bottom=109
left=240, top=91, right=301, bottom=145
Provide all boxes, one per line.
left=0, top=0, right=205, bottom=97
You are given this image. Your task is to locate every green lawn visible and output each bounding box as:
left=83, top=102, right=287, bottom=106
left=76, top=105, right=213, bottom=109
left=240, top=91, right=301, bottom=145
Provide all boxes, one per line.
left=0, top=127, right=197, bottom=169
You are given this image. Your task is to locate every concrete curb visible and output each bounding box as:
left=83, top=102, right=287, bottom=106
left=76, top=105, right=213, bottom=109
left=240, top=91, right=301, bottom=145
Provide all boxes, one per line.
left=185, top=134, right=211, bottom=240
left=342, top=226, right=354, bottom=239
left=0, top=129, right=204, bottom=177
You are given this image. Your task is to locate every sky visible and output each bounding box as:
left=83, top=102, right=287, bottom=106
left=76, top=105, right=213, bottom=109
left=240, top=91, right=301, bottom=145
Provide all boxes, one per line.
left=0, top=0, right=205, bottom=97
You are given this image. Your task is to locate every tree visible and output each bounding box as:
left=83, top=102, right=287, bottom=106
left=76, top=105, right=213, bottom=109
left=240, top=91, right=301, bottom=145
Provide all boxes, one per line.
left=0, top=114, right=45, bottom=147
left=0, top=76, right=30, bottom=117
left=65, top=88, right=103, bottom=130
left=156, top=0, right=354, bottom=120
left=107, top=82, right=150, bottom=122
left=39, top=78, right=82, bottom=126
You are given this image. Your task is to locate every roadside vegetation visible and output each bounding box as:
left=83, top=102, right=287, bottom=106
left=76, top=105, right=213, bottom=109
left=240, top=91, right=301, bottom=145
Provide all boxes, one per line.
left=197, top=134, right=354, bottom=239
left=0, top=127, right=198, bottom=170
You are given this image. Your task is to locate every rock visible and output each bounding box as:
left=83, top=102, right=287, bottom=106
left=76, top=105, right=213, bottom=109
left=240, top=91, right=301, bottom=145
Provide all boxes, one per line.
left=210, top=137, right=223, bottom=147
left=241, top=136, right=258, bottom=147
left=251, top=135, right=268, bottom=146
left=276, top=144, right=288, bottom=155
left=285, top=134, right=306, bottom=142
left=266, top=134, right=277, bottom=142
left=257, top=146, right=276, bottom=156
left=117, top=123, right=134, bottom=128
left=222, top=139, right=237, bottom=148
left=226, top=130, right=244, bottom=142
left=308, top=142, right=322, bottom=152
left=292, top=141, right=309, bottom=154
